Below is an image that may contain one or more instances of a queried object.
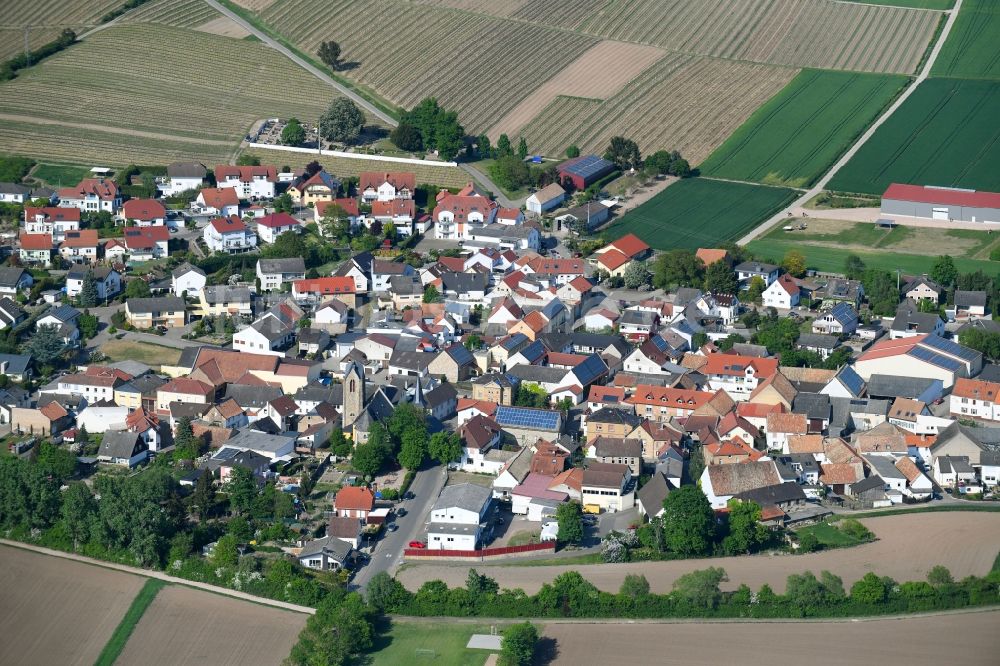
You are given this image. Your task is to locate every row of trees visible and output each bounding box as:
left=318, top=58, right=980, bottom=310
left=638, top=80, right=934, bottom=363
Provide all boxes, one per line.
left=391, top=98, right=465, bottom=160
left=365, top=560, right=998, bottom=620
left=604, top=136, right=691, bottom=177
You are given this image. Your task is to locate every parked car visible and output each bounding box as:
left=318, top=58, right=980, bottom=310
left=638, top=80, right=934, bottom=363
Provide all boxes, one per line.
left=386, top=523, right=398, bottom=532
left=403, top=491, right=415, bottom=500
left=396, top=507, right=407, bottom=517
left=408, top=540, right=425, bottom=549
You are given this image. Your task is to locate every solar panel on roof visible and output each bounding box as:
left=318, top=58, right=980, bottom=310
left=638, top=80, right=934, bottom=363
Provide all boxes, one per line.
left=563, top=155, right=614, bottom=180
left=838, top=366, right=866, bottom=395
left=909, top=346, right=962, bottom=371
left=921, top=334, right=980, bottom=362
left=495, top=406, right=560, bottom=430
left=572, top=354, right=606, bottom=385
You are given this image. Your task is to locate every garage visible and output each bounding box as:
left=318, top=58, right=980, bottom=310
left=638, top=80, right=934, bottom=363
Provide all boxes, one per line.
left=881, top=183, right=1000, bottom=223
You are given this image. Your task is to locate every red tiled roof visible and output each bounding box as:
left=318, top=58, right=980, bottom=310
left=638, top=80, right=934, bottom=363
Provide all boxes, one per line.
left=214, top=164, right=276, bottom=183
left=20, top=232, right=52, bottom=250
left=199, top=187, right=239, bottom=209
left=57, top=178, right=118, bottom=201
left=526, top=257, right=585, bottom=276
left=372, top=199, right=416, bottom=218
left=317, top=198, right=359, bottom=218
left=773, top=273, right=799, bottom=297
left=497, top=207, right=522, bottom=220
left=256, top=212, right=300, bottom=229
left=335, top=486, right=375, bottom=511
left=883, top=183, right=1000, bottom=210
left=61, top=229, right=99, bottom=247
left=123, top=225, right=169, bottom=250
left=293, top=276, right=355, bottom=295
left=160, top=377, right=213, bottom=396
left=122, top=198, right=166, bottom=221
left=607, top=233, right=649, bottom=258
left=703, top=354, right=778, bottom=378
left=952, top=377, right=1000, bottom=401
left=597, top=249, right=631, bottom=271
left=209, top=215, right=247, bottom=233
left=857, top=335, right=926, bottom=361
left=25, top=206, right=80, bottom=223
left=359, top=171, right=415, bottom=192
left=766, top=412, right=808, bottom=434
left=628, top=385, right=714, bottom=410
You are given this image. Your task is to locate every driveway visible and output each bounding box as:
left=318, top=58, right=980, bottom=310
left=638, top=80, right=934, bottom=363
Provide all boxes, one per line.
left=350, top=464, right=447, bottom=591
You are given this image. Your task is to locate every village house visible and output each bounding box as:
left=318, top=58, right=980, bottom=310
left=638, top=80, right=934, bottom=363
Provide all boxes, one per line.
left=203, top=215, right=257, bottom=254
left=59, top=230, right=100, bottom=264
left=214, top=164, right=277, bottom=199
left=257, top=257, right=306, bottom=291
left=359, top=171, right=415, bottom=202
left=158, top=162, right=207, bottom=197
left=292, top=277, right=356, bottom=308
left=121, top=198, right=167, bottom=227
left=434, top=184, right=498, bottom=240
left=525, top=182, right=566, bottom=215
left=427, top=483, right=492, bottom=550
left=581, top=462, right=633, bottom=512
left=812, top=302, right=858, bottom=336
left=288, top=170, right=340, bottom=206
left=195, top=187, right=240, bottom=217
left=762, top=273, right=800, bottom=309
left=66, top=266, right=121, bottom=301
left=58, top=178, right=121, bottom=213
left=703, top=353, right=779, bottom=401
left=123, top=225, right=170, bottom=261
left=24, top=206, right=80, bottom=241
left=125, top=296, right=187, bottom=329
left=196, top=285, right=253, bottom=318
left=19, top=232, right=53, bottom=265
left=255, top=212, right=302, bottom=244
left=172, top=263, right=207, bottom=298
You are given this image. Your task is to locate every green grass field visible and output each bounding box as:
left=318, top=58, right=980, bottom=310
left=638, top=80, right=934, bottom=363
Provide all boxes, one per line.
left=101, top=339, right=183, bottom=367
left=605, top=178, right=797, bottom=250
left=933, top=0, right=1000, bottom=79
left=699, top=70, right=908, bottom=188
left=747, top=219, right=1000, bottom=274
left=93, top=579, right=165, bottom=666
left=795, top=522, right=864, bottom=549
left=827, top=77, right=1000, bottom=194
left=371, top=621, right=495, bottom=666
left=30, top=163, right=95, bottom=187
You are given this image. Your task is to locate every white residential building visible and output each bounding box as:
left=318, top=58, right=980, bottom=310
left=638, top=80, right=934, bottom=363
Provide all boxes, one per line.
left=203, top=215, right=257, bottom=254
left=426, top=483, right=492, bottom=551
left=214, top=164, right=277, bottom=199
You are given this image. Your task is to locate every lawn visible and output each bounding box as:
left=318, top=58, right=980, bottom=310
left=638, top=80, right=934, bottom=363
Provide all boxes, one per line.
left=604, top=178, right=798, bottom=250
left=101, top=339, right=183, bottom=367
left=794, top=522, right=863, bottom=549
left=93, top=579, right=165, bottom=666
left=30, top=163, right=94, bottom=187
left=699, top=70, right=908, bottom=188
left=747, top=218, right=1000, bottom=274
left=932, top=0, right=1000, bottom=80
left=827, top=77, right=1000, bottom=194
left=370, top=621, right=495, bottom=666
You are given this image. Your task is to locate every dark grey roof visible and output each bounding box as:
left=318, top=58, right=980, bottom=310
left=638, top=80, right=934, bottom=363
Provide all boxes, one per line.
left=167, top=162, right=207, bottom=178
left=127, top=296, right=185, bottom=313
left=569, top=332, right=628, bottom=355
left=792, top=392, right=831, bottom=420
left=0, top=353, right=31, bottom=375
left=389, top=274, right=422, bottom=295
left=731, top=343, right=769, bottom=358
left=226, top=449, right=270, bottom=471
left=298, top=535, right=352, bottom=562
left=867, top=455, right=906, bottom=480
left=958, top=319, right=1000, bottom=338
left=46, top=304, right=80, bottom=323
left=866, top=374, right=938, bottom=400
left=821, top=278, right=863, bottom=302
left=443, top=343, right=475, bottom=367
left=978, top=364, right=1000, bottom=383
left=851, top=475, right=885, bottom=495
left=593, top=436, right=641, bottom=458
left=620, top=310, right=657, bottom=326
left=512, top=340, right=545, bottom=363
left=474, top=372, right=516, bottom=388
left=507, top=364, right=566, bottom=384
left=433, top=483, right=491, bottom=513
left=425, top=382, right=457, bottom=409
left=117, top=374, right=166, bottom=394
left=735, top=261, right=778, bottom=274
left=0, top=266, right=30, bottom=288
left=99, top=430, right=143, bottom=459
left=258, top=257, right=306, bottom=275
left=589, top=407, right=642, bottom=428
left=294, top=383, right=343, bottom=405
left=891, top=310, right=941, bottom=333
left=203, top=285, right=251, bottom=305
left=0, top=182, right=29, bottom=195
left=734, top=480, right=806, bottom=505
left=637, top=472, right=672, bottom=514
left=224, top=384, right=283, bottom=408
left=955, top=290, right=988, bottom=308
left=297, top=328, right=328, bottom=346
left=902, top=276, right=941, bottom=293
left=562, top=201, right=609, bottom=220
left=440, top=271, right=488, bottom=294
left=172, top=262, right=206, bottom=278
left=537, top=332, right=573, bottom=353
left=797, top=333, right=839, bottom=350
left=389, top=349, right=436, bottom=371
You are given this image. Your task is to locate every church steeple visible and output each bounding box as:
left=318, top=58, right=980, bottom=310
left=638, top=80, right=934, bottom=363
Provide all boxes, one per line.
left=342, top=361, right=366, bottom=426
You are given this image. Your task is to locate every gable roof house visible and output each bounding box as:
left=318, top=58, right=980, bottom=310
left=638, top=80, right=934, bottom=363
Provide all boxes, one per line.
left=57, top=178, right=121, bottom=213
left=890, top=301, right=944, bottom=339
left=434, top=184, right=498, bottom=241
left=288, top=170, right=340, bottom=206
left=171, top=263, right=206, bottom=298
left=812, top=302, right=858, bottom=336
left=98, top=430, right=149, bottom=468
left=902, top=276, right=942, bottom=303
left=203, top=215, right=257, bottom=254
left=700, top=460, right=781, bottom=509
left=703, top=353, right=779, bottom=401
left=359, top=171, right=415, bottom=202
left=255, top=212, right=302, bottom=245
left=121, top=198, right=167, bottom=227
left=762, top=273, right=800, bottom=309
left=19, top=232, right=53, bottom=265
left=125, top=296, right=187, bottom=329
left=525, top=182, right=566, bottom=215
left=122, top=225, right=170, bottom=261
left=0, top=266, right=32, bottom=296
left=214, top=164, right=277, bottom=199
left=854, top=334, right=982, bottom=388
left=195, top=187, right=240, bottom=217
left=24, top=206, right=80, bottom=241
left=158, top=161, right=207, bottom=197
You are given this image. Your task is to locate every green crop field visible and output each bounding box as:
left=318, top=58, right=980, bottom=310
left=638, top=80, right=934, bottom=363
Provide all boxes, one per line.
left=604, top=178, right=797, bottom=251
left=933, top=0, right=1000, bottom=80
left=747, top=218, right=1000, bottom=275
left=827, top=77, right=1000, bottom=194
left=0, top=23, right=361, bottom=168
left=31, top=163, right=94, bottom=187
left=699, top=70, right=908, bottom=188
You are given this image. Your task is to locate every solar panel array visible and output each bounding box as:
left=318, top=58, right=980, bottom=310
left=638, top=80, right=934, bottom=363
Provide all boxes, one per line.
left=648, top=334, right=669, bottom=353
left=921, top=334, right=980, bottom=363
left=572, top=354, right=606, bottom=386
left=838, top=366, right=866, bottom=396
left=562, top=154, right=614, bottom=180
left=908, top=346, right=962, bottom=371
left=495, top=405, right=560, bottom=430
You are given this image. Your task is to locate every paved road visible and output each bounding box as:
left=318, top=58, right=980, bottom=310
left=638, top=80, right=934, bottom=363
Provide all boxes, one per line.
left=350, top=464, right=448, bottom=591
left=737, top=0, right=966, bottom=245
left=205, top=0, right=396, bottom=127
left=460, top=162, right=520, bottom=208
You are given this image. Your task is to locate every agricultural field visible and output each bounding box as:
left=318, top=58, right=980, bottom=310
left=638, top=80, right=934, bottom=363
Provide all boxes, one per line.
left=120, top=0, right=222, bottom=29
left=827, top=77, right=1000, bottom=194
left=0, top=545, right=146, bottom=666
left=603, top=178, right=797, bottom=251
left=519, top=54, right=796, bottom=161
left=413, top=0, right=530, bottom=15
left=932, top=0, right=1000, bottom=80
left=852, top=0, right=953, bottom=7
left=0, top=0, right=119, bottom=61
left=397, top=511, right=1000, bottom=594
left=30, top=163, right=93, bottom=187
left=101, top=339, right=184, bottom=368
left=114, top=584, right=306, bottom=666
left=259, top=0, right=598, bottom=133
left=0, top=23, right=355, bottom=168
left=748, top=217, right=1000, bottom=274
left=240, top=148, right=471, bottom=189
left=487, top=40, right=665, bottom=140
left=541, top=612, right=1000, bottom=666
left=699, top=70, right=909, bottom=187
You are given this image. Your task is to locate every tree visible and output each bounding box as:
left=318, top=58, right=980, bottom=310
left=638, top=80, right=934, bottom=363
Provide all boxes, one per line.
left=653, top=249, right=704, bottom=289
left=476, top=133, right=492, bottom=158
left=747, top=275, right=766, bottom=302
left=281, top=118, right=306, bottom=146
left=660, top=485, right=715, bottom=555
left=930, top=255, right=957, bottom=287
left=620, top=573, right=650, bottom=600
left=517, top=136, right=528, bottom=160
left=782, top=250, right=806, bottom=278
left=428, top=431, right=461, bottom=466
left=125, top=278, right=151, bottom=299
left=365, top=571, right=410, bottom=613
left=645, top=149, right=674, bottom=175
left=77, top=311, right=98, bottom=340
left=672, top=567, right=727, bottom=609
left=317, top=40, right=341, bottom=69
left=320, top=98, right=365, bottom=145
left=604, top=136, right=641, bottom=170
left=495, top=133, right=512, bottom=157
left=498, top=621, right=538, bottom=666
left=722, top=500, right=768, bottom=555
left=273, top=192, right=294, bottom=214
left=669, top=157, right=691, bottom=178
left=173, top=417, right=198, bottom=462
left=398, top=437, right=426, bottom=470
left=844, top=254, right=866, bottom=280
left=555, top=501, right=583, bottom=545
left=23, top=324, right=65, bottom=365
left=285, top=589, right=374, bottom=666
left=862, top=269, right=900, bottom=316
left=488, top=155, right=531, bottom=191
left=927, top=565, right=953, bottom=587
left=62, top=482, right=96, bottom=549
left=464, top=333, right=482, bottom=351
left=566, top=145, right=580, bottom=158
left=79, top=269, right=98, bottom=307
left=351, top=442, right=385, bottom=479
left=329, top=428, right=352, bottom=458
left=383, top=221, right=396, bottom=239
left=227, top=466, right=258, bottom=516
left=213, top=533, right=239, bottom=567
left=704, top=259, right=739, bottom=295
left=189, top=468, right=216, bottom=520
left=390, top=121, right=423, bottom=151
left=423, top=284, right=440, bottom=303
left=851, top=572, right=891, bottom=604
left=622, top=261, right=651, bottom=289
left=236, top=153, right=260, bottom=166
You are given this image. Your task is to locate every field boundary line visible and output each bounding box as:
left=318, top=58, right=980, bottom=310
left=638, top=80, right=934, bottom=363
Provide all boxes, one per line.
left=93, top=578, right=165, bottom=666
left=0, top=114, right=234, bottom=146
left=738, top=0, right=965, bottom=245
left=0, top=539, right=316, bottom=615
left=701, top=176, right=807, bottom=192
left=246, top=143, right=458, bottom=168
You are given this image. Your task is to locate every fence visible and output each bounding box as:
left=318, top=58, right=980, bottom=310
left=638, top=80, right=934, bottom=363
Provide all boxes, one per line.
left=404, top=541, right=555, bottom=560
left=246, top=143, right=458, bottom=168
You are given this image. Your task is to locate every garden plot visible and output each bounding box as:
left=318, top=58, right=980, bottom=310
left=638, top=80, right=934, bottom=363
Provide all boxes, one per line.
left=195, top=16, right=252, bottom=39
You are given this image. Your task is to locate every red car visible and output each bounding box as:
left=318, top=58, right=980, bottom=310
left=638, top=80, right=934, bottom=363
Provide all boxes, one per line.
left=408, top=541, right=426, bottom=549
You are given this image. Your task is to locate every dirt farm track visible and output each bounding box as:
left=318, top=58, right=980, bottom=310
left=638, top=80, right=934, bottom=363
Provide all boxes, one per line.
left=0, top=545, right=145, bottom=665
left=542, top=610, right=1000, bottom=666
left=398, top=512, right=1000, bottom=594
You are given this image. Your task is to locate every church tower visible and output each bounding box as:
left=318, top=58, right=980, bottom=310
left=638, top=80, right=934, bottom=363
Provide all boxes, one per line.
left=342, top=361, right=366, bottom=426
